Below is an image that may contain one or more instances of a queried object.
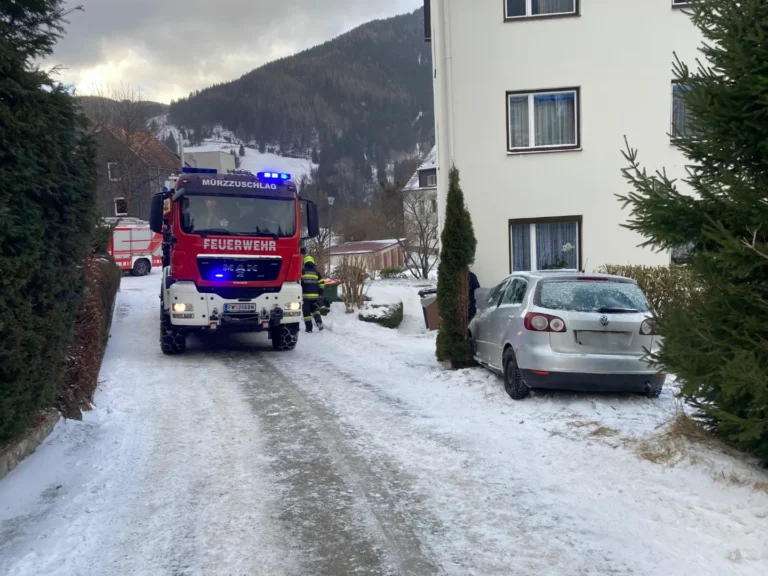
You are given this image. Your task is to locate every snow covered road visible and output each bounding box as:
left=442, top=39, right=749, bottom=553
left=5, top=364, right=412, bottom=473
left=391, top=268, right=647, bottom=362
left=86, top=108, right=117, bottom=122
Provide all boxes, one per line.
left=2, top=272, right=768, bottom=575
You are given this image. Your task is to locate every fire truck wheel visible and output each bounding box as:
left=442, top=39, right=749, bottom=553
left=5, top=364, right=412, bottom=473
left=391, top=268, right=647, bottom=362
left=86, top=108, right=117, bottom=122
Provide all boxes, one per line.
left=271, top=323, right=299, bottom=351
left=131, top=258, right=151, bottom=277
left=161, top=310, right=187, bottom=355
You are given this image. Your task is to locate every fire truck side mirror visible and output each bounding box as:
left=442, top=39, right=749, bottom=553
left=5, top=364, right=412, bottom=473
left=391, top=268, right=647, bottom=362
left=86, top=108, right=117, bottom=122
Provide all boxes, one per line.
left=305, top=200, right=319, bottom=239
left=149, top=194, right=164, bottom=234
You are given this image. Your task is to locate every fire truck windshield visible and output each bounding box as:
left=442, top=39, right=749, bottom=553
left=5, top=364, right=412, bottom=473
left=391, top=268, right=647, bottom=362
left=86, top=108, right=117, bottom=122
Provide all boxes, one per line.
left=180, top=195, right=296, bottom=238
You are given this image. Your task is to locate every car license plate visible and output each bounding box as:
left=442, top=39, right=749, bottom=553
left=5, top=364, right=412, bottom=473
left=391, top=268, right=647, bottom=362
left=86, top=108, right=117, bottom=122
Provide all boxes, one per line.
left=576, top=331, right=632, bottom=351
left=224, top=303, right=257, bottom=313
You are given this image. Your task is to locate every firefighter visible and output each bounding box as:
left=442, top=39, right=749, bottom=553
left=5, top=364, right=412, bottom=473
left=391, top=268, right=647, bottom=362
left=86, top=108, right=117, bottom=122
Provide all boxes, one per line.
left=301, top=255, right=325, bottom=332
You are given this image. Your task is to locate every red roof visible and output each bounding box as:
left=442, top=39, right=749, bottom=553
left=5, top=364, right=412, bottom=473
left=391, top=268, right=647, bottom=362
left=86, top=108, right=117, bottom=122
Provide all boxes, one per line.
left=106, top=126, right=180, bottom=171
left=331, top=239, right=401, bottom=256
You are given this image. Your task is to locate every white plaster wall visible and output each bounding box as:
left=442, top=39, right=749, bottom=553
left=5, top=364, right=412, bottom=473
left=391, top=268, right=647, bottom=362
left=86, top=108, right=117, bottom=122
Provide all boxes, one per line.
left=431, top=0, right=702, bottom=286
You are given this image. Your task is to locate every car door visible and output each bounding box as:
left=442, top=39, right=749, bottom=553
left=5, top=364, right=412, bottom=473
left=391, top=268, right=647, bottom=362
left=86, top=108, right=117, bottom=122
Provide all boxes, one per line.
left=487, top=278, right=528, bottom=370
left=474, top=279, right=509, bottom=364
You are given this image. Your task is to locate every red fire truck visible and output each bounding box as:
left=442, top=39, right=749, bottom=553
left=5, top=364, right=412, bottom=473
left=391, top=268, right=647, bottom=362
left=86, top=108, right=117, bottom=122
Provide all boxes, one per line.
left=149, top=168, right=319, bottom=355
left=105, top=217, right=163, bottom=276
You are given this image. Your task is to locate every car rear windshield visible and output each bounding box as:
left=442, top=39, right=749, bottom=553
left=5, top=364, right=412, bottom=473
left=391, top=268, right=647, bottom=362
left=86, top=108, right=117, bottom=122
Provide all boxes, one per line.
left=536, top=280, right=651, bottom=313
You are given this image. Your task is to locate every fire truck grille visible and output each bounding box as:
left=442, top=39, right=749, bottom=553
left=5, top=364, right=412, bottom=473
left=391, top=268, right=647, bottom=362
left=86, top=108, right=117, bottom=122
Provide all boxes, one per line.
left=196, top=286, right=282, bottom=300
left=197, top=257, right=282, bottom=282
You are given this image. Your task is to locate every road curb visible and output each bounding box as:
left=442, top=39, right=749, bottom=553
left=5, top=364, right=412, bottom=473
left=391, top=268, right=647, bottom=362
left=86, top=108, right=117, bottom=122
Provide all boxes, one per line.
left=0, top=411, right=61, bottom=481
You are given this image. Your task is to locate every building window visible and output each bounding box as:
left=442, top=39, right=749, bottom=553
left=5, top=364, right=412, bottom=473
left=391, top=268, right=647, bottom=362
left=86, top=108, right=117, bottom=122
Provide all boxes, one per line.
left=507, top=88, right=580, bottom=153
left=427, top=174, right=437, bottom=187
left=430, top=198, right=438, bottom=213
left=509, top=216, right=581, bottom=271
left=107, top=162, right=121, bottom=182
left=505, top=0, right=578, bottom=20
left=672, top=0, right=689, bottom=6
left=671, top=83, right=691, bottom=139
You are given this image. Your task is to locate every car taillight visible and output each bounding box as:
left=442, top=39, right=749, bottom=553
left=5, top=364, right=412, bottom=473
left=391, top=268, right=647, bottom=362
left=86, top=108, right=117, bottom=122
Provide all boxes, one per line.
left=640, top=318, right=656, bottom=335
left=524, top=312, right=567, bottom=333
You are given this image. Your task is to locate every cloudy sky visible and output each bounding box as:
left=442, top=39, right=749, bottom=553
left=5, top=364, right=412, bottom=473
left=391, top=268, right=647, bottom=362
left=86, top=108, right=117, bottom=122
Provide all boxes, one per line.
left=51, top=0, right=422, bottom=103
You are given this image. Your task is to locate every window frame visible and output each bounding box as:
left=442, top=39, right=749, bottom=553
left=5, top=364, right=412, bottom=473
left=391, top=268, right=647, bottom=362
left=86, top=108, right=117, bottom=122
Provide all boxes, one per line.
left=107, top=161, right=121, bottom=182
left=426, top=174, right=437, bottom=187
left=506, top=87, right=581, bottom=154
left=671, top=0, right=689, bottom=8
left=670, top=81, right=690, bottom=141
left=504, top=0, right=580, bottom=22
left=508, top=215, right=583, bottom=273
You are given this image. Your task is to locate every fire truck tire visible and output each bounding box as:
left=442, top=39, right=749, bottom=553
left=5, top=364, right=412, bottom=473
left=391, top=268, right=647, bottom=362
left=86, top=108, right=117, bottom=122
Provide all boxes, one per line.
left=271, top=323, right=299, bottom=351
left=131, top=258, right=151, bottom=277
left=161, top=310, right=187, bottom=355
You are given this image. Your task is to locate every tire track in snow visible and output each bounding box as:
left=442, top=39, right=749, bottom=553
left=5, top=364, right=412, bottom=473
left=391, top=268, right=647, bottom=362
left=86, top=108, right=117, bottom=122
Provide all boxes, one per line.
left=235, top=351, right=442, bottom=576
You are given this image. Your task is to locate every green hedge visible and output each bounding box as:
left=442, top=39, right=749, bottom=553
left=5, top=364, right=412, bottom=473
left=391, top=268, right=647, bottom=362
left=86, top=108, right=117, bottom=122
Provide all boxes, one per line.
left=0, top=2, right=98, bottom=443
left=598, top=264, right=702, bottom=320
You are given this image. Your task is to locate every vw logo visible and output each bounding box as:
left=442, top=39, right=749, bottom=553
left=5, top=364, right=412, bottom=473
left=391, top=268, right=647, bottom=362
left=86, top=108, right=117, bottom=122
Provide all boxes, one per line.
left=599, top=315, right=610, bottom=327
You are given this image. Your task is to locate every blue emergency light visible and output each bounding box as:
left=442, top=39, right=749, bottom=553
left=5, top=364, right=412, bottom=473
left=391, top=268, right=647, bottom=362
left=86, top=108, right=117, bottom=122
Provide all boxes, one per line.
left=182, top=167, right=218, bottom=174
left=257, top=172, right=291, bottom=181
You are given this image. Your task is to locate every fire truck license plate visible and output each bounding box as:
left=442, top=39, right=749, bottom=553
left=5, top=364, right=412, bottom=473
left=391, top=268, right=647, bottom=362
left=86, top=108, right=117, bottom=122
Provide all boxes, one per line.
left=224, top=303, right=258, bottom=313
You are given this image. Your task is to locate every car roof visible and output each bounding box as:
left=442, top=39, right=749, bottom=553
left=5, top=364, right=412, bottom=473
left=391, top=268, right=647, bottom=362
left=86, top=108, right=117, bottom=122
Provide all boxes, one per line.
left=502, top=270, right=637, bottom=284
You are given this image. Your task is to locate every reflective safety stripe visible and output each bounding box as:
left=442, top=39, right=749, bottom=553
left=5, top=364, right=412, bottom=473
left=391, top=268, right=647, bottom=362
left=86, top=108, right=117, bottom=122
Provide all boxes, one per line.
left=302, top=274, right=319, bottom=280
left=303, top=293, right=320, bottom=298
left=304, top=315, right=312, bottom=321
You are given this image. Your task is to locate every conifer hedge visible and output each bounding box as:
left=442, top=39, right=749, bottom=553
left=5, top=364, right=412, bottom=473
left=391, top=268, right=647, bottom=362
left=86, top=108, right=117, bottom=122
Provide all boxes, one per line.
left=0, top=1, right=98, bottom=443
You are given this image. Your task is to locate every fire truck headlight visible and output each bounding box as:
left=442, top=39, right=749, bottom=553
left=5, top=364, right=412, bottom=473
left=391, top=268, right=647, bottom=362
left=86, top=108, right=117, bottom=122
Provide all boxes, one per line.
left=173, top=303, right=193, bottom=313
left=285, top=302, right=301, bottom=312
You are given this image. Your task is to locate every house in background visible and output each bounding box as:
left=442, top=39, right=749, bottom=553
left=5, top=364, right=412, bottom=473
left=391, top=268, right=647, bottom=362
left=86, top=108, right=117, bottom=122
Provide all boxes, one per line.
left=330, top=240, right=405, bottom=272
left=96, top=127, right=182, bottom=221
left=403, top=145, right=438, bottom=200
left=185, top=151, right=236, bottom=174
left=426, top=0, right=702, bottom=285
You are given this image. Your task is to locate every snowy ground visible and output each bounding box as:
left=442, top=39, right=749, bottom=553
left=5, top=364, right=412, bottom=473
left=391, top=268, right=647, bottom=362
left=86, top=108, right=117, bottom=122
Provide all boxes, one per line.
left=2, top=274, right=768, bottom=575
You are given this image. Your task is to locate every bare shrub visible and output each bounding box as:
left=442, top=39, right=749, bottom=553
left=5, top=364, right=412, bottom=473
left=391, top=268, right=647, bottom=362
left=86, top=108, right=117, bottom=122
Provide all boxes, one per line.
left=336, top=255, right=371, bottom=312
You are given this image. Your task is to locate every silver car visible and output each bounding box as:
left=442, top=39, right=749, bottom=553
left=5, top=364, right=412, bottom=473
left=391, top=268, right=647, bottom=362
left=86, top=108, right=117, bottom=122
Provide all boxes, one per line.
left=469, top=271, right=664, bottom=400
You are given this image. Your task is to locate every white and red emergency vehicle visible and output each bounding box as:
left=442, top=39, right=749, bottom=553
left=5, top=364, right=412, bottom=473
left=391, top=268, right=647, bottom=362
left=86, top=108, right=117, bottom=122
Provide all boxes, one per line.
left=105, top=217, right=163, bottom=276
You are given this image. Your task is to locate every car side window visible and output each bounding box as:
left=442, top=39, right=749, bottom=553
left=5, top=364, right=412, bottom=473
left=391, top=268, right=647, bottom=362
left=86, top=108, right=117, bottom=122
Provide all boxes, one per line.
left=486, top=281, right=508, bottom=308
left=501, top=279, right=527, bottom=306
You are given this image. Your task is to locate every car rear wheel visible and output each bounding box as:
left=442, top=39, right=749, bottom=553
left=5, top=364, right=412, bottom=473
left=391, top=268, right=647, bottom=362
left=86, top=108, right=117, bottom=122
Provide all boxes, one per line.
left=503, top=349, right=530, bottom=400
left=131, top=258, right=151, bottom=277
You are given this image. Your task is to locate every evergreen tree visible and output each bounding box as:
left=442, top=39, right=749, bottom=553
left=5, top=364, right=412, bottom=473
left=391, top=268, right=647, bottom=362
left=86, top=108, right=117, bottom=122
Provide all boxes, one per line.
left=436, top=166, right=477, bottom=368
left=164, top=132, right=178, bottom=154
left=239, top=143, right=245, bottom=156
left=619, top=0, right=768, bottom=460
left=0, top=0, right=97, bottom=442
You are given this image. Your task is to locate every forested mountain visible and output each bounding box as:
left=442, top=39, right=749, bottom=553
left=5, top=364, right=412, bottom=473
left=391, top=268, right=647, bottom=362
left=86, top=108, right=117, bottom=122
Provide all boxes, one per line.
left=168, top=8, right=433, bottom=205
left=77, top=96, right=169, bottom=125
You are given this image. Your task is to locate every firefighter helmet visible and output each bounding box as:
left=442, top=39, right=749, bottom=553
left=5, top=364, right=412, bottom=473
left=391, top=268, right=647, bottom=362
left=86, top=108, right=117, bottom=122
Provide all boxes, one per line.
left=303, top=255, right=315, bottom=265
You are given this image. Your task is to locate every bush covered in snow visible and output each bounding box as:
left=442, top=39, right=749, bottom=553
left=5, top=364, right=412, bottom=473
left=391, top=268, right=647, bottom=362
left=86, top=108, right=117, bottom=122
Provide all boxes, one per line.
left=358, top=301, right=404, bottom=329
left=379, top=266, right=406, bottom=279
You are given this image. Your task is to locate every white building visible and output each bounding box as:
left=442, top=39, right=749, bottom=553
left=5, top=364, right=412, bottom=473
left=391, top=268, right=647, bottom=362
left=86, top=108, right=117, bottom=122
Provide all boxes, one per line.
left=427, top=0, right=701, bottom=286
left=184, top=151, right=236, bottom=174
